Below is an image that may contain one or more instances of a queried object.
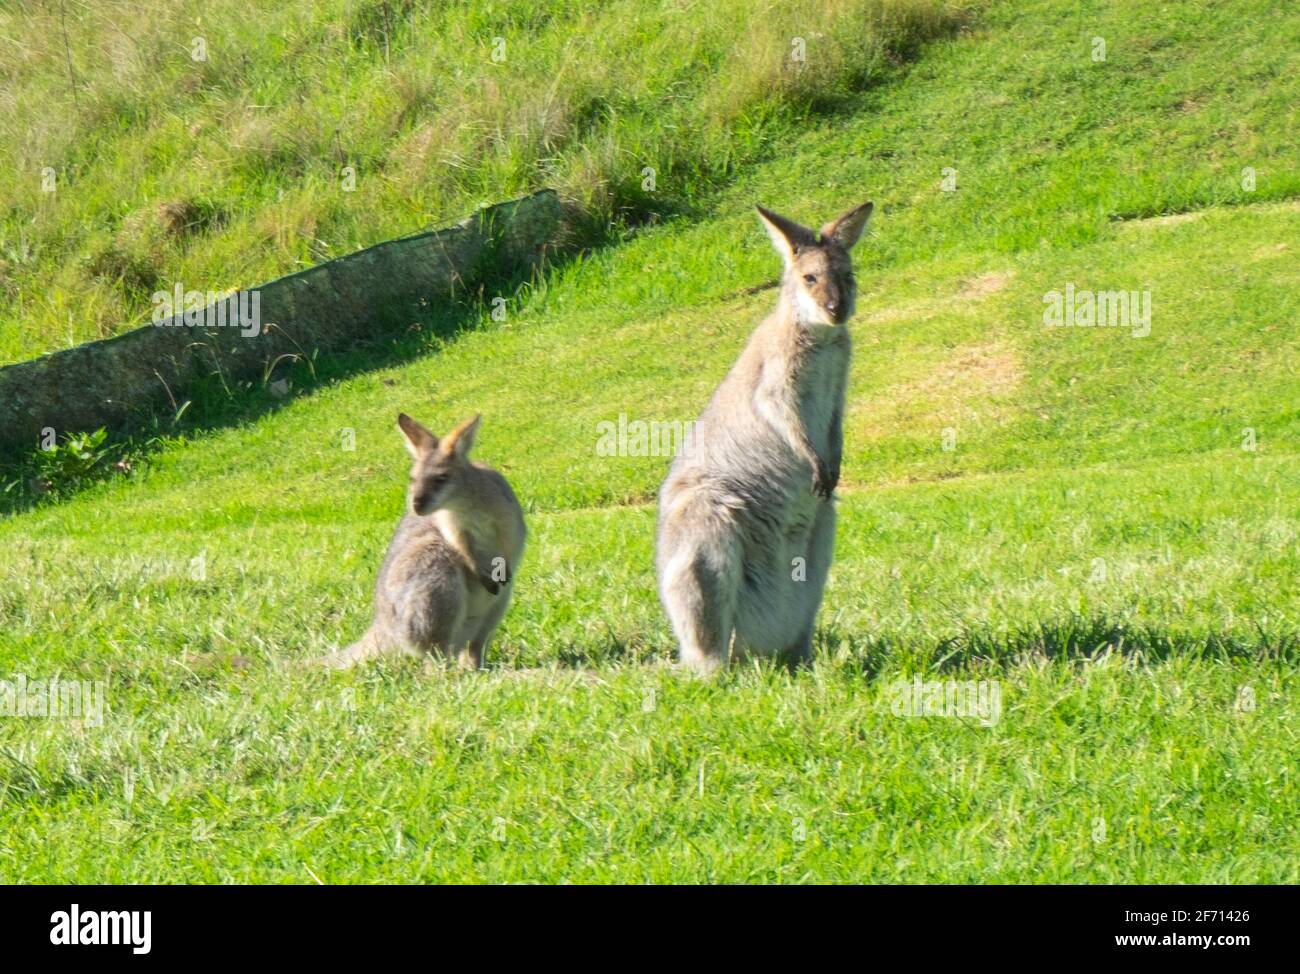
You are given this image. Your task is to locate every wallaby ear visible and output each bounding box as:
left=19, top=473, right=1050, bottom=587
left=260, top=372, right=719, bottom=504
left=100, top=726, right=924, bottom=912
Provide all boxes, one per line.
left=756, top=205, right=817, bottom=265
left=444, top=413, right=482, bottom=458
left=396, top=413, right=437, bottom=459
left=820, top=201, right=873, bottom=251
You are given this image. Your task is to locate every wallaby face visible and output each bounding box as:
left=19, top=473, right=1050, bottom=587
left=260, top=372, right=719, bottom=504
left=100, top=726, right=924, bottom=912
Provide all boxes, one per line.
left=398, top=412, right=478, bottom=516
left=758, top=202, right=872, bottom=326
left=656, top=199, right=872, bottom=675
left=328, top=411, right=527, bottom=671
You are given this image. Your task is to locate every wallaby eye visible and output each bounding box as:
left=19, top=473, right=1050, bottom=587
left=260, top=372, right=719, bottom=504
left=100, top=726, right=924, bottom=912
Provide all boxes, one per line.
left=803, top=274, right=817, bottom=285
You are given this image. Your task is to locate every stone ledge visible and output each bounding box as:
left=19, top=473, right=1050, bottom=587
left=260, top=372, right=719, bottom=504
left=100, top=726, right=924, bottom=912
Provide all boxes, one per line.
left=0, top=189, right=576, bottom=455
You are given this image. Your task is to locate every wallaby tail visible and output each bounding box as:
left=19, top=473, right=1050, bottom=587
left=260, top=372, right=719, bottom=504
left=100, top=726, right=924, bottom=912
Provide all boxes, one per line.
left=317, top=630, right=381, bottom=670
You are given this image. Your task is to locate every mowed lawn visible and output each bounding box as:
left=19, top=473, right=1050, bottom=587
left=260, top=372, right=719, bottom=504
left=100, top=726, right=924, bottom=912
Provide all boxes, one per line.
left=1, top=0, right=1298, bottom=881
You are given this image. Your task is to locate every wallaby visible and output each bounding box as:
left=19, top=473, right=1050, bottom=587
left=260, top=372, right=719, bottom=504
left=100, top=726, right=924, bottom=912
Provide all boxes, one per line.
left=328, top=413, right=526, bottom=670
left=656, top=200, right=873, bottom=673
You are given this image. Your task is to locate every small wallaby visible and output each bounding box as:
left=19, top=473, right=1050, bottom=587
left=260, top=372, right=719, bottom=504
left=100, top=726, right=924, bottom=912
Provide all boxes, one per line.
left=328, top=413, right=526, bottom=670
left=656, top=200, right=873, bottom=673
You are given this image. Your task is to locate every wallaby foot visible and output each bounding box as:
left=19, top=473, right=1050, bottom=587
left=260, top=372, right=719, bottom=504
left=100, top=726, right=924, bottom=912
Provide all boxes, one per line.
left=660, top=535, right=738, bottom=675
left=782, top=629, right=815, bottom=670
left=457, top=643, right=484, bottom=670
left=679, top=642, right=728, bottom=676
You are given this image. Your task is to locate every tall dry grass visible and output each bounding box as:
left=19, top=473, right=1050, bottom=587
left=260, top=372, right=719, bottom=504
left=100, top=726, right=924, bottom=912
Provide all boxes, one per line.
left=0, top=0, right=969, bottom=362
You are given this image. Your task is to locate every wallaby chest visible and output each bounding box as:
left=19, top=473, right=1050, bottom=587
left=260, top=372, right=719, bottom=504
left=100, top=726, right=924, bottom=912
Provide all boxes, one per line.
left=792, top=334, right=849, bottom=456
left=433, top=508, right=499, bottom=574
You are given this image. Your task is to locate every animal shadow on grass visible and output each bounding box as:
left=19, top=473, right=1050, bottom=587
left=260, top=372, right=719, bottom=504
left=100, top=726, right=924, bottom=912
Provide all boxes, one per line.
left=821, top=613, right=1298, bottom=681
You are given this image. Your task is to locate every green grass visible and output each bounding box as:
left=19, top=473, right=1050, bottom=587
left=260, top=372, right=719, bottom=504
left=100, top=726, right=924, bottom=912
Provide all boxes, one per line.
left=1, top=0, right=1298, bottom=882
left=0, top=0, right=965, bottom=365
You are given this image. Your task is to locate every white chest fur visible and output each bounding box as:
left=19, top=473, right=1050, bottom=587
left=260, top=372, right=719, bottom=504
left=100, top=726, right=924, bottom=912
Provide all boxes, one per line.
left=433, top=507, right=498, bottom=573
left=797, top=338, right=847, bottom=454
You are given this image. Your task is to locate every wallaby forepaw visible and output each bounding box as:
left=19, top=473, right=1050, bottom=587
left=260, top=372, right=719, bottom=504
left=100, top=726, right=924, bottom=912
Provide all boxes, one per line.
left=813, top=467, right=834, bottom=500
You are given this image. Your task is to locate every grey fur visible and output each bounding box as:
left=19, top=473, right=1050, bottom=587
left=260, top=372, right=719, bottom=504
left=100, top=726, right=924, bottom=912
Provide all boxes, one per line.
left=656, top=201, right=872, bottom=673
left=327, top=412, right=526, bottom=670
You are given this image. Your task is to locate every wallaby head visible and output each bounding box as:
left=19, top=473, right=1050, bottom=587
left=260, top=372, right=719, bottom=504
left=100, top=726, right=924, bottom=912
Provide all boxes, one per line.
left=756, top=201, right=873, bottom=326
left=396, top=412, right=481, bottom=516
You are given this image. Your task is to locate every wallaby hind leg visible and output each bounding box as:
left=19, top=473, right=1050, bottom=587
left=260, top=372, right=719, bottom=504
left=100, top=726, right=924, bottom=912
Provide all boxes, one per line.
left=659, top=507, right=741, bottom=674
left=461, top=587, right=512, bottom=669
left=382, top=562, right=467, bottom=660
left=786, top=500, right=837, bottom=668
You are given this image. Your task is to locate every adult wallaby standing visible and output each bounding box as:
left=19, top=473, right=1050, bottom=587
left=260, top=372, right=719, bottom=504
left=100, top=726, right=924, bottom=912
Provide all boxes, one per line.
left=656, top=201, right=872, bottom=673
left=329, top=413, right=526, bottom=670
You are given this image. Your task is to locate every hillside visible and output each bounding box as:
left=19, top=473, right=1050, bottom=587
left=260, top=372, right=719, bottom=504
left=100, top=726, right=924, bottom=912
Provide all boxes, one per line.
left=0, top=0, right=1297, bottom=882
left=0, top=0, right=964, bottom=365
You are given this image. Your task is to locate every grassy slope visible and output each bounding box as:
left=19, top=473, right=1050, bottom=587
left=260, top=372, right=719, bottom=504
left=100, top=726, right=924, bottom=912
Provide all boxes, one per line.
left=1, top=0, right=1298, bottom=881
left=0, top=0, right=962, bottom=364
